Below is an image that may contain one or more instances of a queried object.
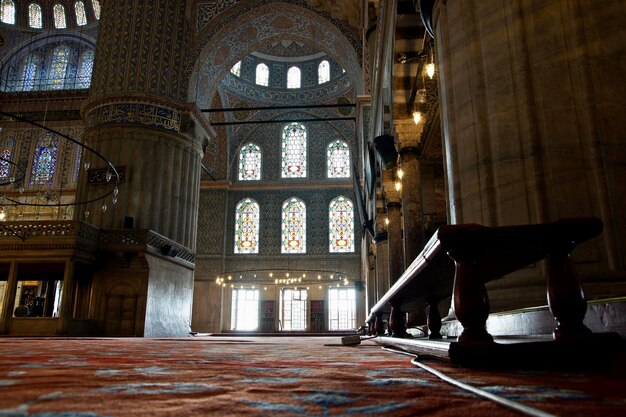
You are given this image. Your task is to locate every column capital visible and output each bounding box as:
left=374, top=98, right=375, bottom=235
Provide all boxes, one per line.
left=394, top=120, right=423, bottom=153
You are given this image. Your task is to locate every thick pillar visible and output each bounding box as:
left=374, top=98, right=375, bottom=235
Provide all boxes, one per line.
left=395, top=122, right=425, bottom=268
left=431, top=0, right=626, bottom=309
left=78, top=0, right=203, bottom=250
left=374, top=218, right=389, bottom=301
left=385, top=184, right=404, bottom=285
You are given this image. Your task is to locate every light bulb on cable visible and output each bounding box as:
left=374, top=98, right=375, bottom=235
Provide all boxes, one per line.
left=426, top=62, right=435, bottom=79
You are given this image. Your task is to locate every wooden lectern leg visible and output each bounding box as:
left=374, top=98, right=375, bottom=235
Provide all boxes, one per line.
left=389, top=302, right=408, bottom=338
left=450, top=254, right=494, bottom=345
left=547, top=251, right=591, bottom=340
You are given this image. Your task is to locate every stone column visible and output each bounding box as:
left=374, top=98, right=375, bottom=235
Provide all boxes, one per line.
left=431, top=0, right=626, bottom=308
left=374, top=216, right=389, bottom=301
left=78, top=0, right=203, bottom=250
left=385, top=183, right=404, bottom=285
left=395, top=121, right=425, bottom=268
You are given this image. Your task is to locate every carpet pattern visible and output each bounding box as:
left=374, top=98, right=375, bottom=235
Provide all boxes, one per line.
left=0, top=336, right=624, bottom=416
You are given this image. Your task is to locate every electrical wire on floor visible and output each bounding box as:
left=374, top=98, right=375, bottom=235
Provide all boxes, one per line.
left=381, top=346, right=558, bottom=417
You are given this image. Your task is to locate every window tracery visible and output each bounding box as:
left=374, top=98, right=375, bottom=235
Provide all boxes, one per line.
left=327, top=140, right=350, bottom=178
left=234, top=198, right=260, bottom=254
left=281, top=123, right=307, bottom=178
left=255, top=63, right=269, bottom=86
left=238, top=143, right=261, bottom=181
left=1, top=0, right=15, bottom=24
left=329, top=196, right=354, bottom=253
left=0, top=136, right=15, bottom=178
left=91, top=0, right=100, bottom=20
left=281, top=197, right=306, bottom=254
left=287, top=66, right=300, bottom=89
left=48, top=46, right=70, bottom=89
left=53, top=4, right=66, bottom=28
left=30, top=133, right=59, bottom=187
left=75, top=1, right=86, bottom=26
left=28, top=3, right=42, bottom=28
left=78, top=50, right=94, bottom=88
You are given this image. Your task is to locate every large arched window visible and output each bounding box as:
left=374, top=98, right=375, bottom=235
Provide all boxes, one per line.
left=28, top=3, right=42, bottom=28
left=53, top=4, right=66, bottom=28
left=75, top=1, right=87, bottom=26
left=327, top=140, right=350, bottom=178
left=287, top=66, right=300, bottom=89
left=234, top=198, right=260, bottom=254
left=318, top=60, right=330, bottom=84
left=1, top=0, right=15, bottom=24
left=0, top=136, right=15, bottom=178
left=30, top=133, right=59, bottom=187
left=329, top=196, right=354, bottom=253
left=238, top=142, right=261, bottom=181
left=255, top=63, right=269, bottom=87
left=22, top=54, right=40, bottom=91
left=91, top=0, right=100, bottom=20
left=48, top=46, right=70, bottom=89
left=281, top=122, right=307, bottom=178
left=281, top=197, right=306, bottom=254
left=77, top=50, right=94, bottom=88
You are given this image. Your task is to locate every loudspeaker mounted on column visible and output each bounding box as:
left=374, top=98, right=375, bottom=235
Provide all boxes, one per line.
left=373, top=134, right=399, bottom=170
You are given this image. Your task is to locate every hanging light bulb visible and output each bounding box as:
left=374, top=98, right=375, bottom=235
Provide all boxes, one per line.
left=83, top=160, right=91, bottom=171
left=426, top=62, right=435, bottom=79
left=385, top=217, right=390, bottom=225
left=395, top=181, right=402, bottom=191
left=412, top=110, right=422, bottom=125
left=397, top=169, right=404, bottom=179
left=0, top=208, right=6, bottom=221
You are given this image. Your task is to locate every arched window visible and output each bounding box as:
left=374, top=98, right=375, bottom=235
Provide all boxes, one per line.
left=91, top=0, right=100, bottom=20
left=0, top=136, right=15, bottom=178
left=53, top=4, right=66, bottom=28
left=281, top=197, right=306, bottom=254
left=287, top=66, right=300, bottom=89
left=281, top=122, right=307, bottom=178
left=238, top=142, right=261, bottom=181
left=77, top=50, right=94, bottom=88
left=30, top=133, right=59, bottom=186
left=318, top=60, right=330, bottom=84
left=1, top=0, right=15, bottom=24
left=327, top=140, right=350, bottom=178
left=230, top=61, right=241, bottom=77
left=48, top=46, right=70, bottom=89
left=75, top=1, right=87, bottom=26
left=234, top=198, right=260, bottom=254
left=329, top=196, right=354, bottom=253
left=255, top=63, right=269, bottom=87
left=28, top=3, right=42, bottom=28
left=22, top=54, right=40, bottom=91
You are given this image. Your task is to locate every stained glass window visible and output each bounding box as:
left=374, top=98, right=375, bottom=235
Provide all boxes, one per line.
left=255, top=63, right=269, bottom=87
left=75, top=1, right=87, bottom=26
left=30, top=133, right=59, bottom=186
left=0, top=136, right=15, bottom=178
left=318, top=60, right=330, bottom=84
left=29, top=3, right=42, bottom=28
left=1, top=0, right=15, bottom=24
left=53, top=4, right=66, bottom=28
left=78, top=50, right=94, bottom=88
left=72, top=144, right=82, bottom=183
left=327, top=140, right=350, bottom=178
left=238, top=142, right=261, bottom=181
left=281, top=123, right=307, bottom=178
left=230, top=61, right=241, bottom=77
left=234, top=198, right=259, bottom=254
left=22, top=54, right=40, bottom=91
left=329, top=196, right=354, bottom=253
left=49, top=46, right=70, bottom=89
left=281, top=197, right=306, bottom=254
left=91, top=0, right=100, bottom=20
left=287, top=66, right=300, bottom=89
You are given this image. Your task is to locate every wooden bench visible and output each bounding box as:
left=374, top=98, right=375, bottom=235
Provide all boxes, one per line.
left=366, top=217, right=623, bottom=366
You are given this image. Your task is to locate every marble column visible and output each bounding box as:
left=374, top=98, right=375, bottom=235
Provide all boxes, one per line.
left=431, top=0, right=626, bottom=309
left=395, top=121, right=425, bottom=268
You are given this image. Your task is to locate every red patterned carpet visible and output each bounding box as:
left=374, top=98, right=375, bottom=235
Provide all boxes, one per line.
left=0, top=336, right=624, bottom=416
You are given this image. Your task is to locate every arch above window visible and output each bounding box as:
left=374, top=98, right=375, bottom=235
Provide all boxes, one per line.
left=255, top=63, right=269, bottom=87
left=281, top=122, right=307, bottom=178
left=234, top=198, right=260, bottom=254
left=238, top=142, right=261, bottom=181
left=282, top=197, right=306, bottom=254
left=287, top=66, right=301, bottom=89
left=327, top=140, right=350, bottom=178
left=1, top=0, right=15, bottom=24
left=329, top=196, right=355, bottom=253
